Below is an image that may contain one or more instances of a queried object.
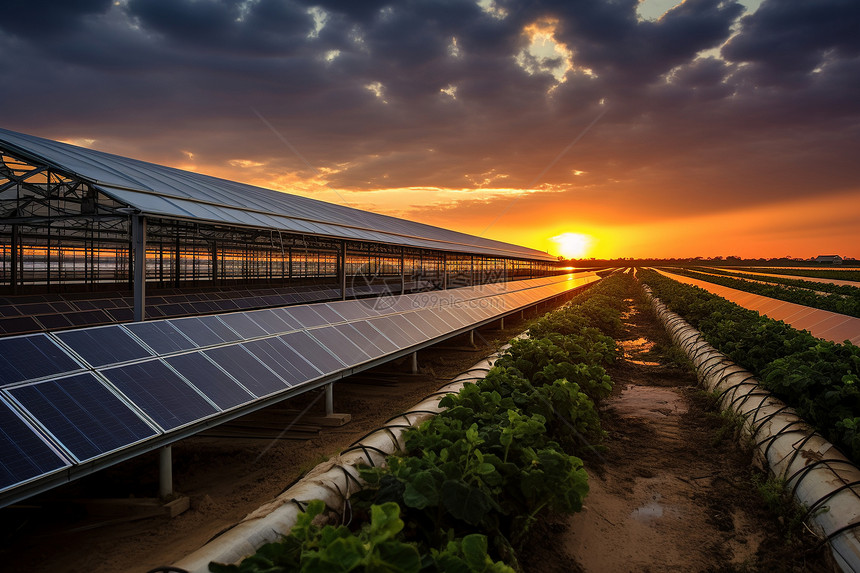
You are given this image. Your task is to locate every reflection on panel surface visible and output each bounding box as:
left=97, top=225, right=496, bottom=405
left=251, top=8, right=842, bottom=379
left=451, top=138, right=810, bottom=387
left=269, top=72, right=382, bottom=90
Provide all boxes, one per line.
left=125, top=321, right=195, bottom=355
left=279, top=330, right=344, bottom=375
left=204, top=345, right=288, bottom=398
left=165, top=353, right=254, bottom=410
left=242, top=338, right=321, bottom=386
left=307, top=326, right=372, bottom=366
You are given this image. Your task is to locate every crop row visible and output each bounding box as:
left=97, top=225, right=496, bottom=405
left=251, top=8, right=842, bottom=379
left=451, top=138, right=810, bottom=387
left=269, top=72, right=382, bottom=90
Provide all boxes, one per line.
left=743, top=267, right=860, bottom=282
left=639, top=269, right=860, bottom=463
left=691, top=267, right=860, bottom=297
left=664, top=267, right=860, bottom=318
left=210, top=273, right=635, bottom=573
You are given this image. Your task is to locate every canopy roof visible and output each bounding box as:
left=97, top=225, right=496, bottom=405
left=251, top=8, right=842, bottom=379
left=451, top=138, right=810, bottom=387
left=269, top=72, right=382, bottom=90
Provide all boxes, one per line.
left=0, top=128, right=555, bottom=261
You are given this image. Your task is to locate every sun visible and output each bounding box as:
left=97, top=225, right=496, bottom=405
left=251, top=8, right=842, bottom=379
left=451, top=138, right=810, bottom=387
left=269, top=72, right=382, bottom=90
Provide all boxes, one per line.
left=551, top=232, right=592, bottom=259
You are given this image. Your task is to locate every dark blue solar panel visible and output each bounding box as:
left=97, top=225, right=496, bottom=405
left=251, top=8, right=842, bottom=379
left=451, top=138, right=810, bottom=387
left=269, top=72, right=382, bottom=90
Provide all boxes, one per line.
left=242, top=339, right=321, bottom=386
left=55, top=325, right=152, bottom=367
left=0, top=397, right=69, bottom=492
left=8, top=374, right=157, bottom=463
left=348, top=322, right=399, bottom=355
left=307, top=326, right=372, bottom=365
left=219, top=313, right=268, bottom=339
left=203, top=345, right=287, bottom=398
left=165, top=353, right=254, bottom=410
left=281, top=306, right=330, bottom=328
left=279, top=331, right=344, bottom=375
left=246, top=309, right=297, bottom=335
left=101, top=361, right=218, bottom=431
left=171, top=315, right=243, bottom=347
left=0, top=334, right=83, bottom=386
left=125, top=321, right=195, bottom=355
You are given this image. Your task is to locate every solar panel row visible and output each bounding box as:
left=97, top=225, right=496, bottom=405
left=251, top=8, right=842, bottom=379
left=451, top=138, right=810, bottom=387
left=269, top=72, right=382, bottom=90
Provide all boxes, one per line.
left=0, top=273, right=598, bottom=496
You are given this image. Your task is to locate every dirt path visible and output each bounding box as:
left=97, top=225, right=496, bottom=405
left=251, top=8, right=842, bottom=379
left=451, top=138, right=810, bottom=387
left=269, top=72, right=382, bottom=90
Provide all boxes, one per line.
left=526, top=292, right=830, bottom=572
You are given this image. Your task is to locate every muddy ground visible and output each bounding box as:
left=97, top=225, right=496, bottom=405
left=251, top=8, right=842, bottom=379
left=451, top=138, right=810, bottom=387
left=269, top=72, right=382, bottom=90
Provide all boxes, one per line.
left=0, top=288, right=835, bottom=572
left=521, top=292, right=831, bottom=572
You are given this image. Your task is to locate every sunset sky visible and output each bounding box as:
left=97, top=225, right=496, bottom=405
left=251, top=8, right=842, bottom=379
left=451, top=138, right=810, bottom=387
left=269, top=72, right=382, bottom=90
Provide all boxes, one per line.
left=2, top=0, right=858, bottom=259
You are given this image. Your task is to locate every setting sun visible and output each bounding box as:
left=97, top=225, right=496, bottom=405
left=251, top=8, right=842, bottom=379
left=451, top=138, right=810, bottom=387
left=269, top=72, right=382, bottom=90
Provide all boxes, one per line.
left=551, top=232, right=592, bottom=259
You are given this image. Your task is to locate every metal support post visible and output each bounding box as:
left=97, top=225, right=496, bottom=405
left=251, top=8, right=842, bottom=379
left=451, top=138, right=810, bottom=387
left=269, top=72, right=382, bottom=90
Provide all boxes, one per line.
left=159, top=445, right=173, bottom=498
left=211, top=241, right=218, bottom=286
left=400, top=248, right=406, bottom=295
left=499, top=317, right=505, bottom=330
left=470, top=255, right=474, bottom=286
left=340, top=241, right=347, bottom=301
left=442, top=254, right=448, bottom=290
left=132, top=214, right=146, bottom=322
left=326, top=383, right=334, bottom=416
left=468, top=329, right=475, bottom=346
left=410, top=351, right=418, bottom=374
left=10, top=224, right=18, bottom=294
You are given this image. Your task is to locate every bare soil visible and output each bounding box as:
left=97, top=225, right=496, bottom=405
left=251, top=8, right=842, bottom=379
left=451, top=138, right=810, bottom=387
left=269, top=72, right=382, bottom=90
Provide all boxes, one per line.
left=520, top=294, right=832, bottom=573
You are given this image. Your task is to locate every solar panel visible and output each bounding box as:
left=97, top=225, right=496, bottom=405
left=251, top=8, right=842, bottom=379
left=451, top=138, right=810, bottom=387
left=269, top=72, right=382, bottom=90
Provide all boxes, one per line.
left=402, top=311, right=445, bottom=338
left=386, top=314, right=428, bottom=345
left=281, top=305, right=330, bottom=328
left=218, top=313, right=269, bottom=339
left=125, top=320, right=196, bottom=355
left=164, top=353, right=255, bottom=410
left=171, top=315, right=242, bottom=347
left=101, top=361, right=218, bottom=431
left=307, top=326, right=372, bottom=366
left=0, top=396, right=69, bottom=492
left=279, top=330, right=344, bottom=375
left=435, top=307, right=469, bottom=329
left=0, top=334, right=83, bottom=387
left=325, top=301, right=376, bottom=321
left=55, top=325, right=153, bottom=367
left=203, top=345, right=288, bottom=398
left=246, top=308, right=297, bottom=335
left=306, top=304, right=345, bottom=324
left=366, top=316, right=420, bottom=349
left=347, top=321, right=399, bottom=355
left=7, top=374, right=157, bottom=462
left=328, top=323, right=388, bottom=359
left=242, top=338, right=322, bottom=386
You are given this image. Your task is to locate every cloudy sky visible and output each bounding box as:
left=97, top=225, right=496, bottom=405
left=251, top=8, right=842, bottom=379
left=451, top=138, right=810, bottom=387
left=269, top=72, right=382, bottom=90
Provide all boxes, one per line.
left=2, top=0, right=858, bottom=258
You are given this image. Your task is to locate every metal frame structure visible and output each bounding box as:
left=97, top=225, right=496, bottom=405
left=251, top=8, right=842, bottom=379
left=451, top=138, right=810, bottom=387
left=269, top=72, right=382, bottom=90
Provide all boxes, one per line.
left=1, top=129, right=557, bottom=328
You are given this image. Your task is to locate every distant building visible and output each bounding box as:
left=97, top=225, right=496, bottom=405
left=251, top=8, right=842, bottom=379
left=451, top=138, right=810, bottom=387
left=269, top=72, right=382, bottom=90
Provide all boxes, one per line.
left=814, top=255, right=843, bottom=264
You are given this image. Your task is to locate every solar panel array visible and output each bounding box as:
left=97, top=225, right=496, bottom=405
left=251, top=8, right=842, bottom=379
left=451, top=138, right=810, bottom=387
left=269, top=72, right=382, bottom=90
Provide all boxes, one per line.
left=0, top=272, right=599, bottom=502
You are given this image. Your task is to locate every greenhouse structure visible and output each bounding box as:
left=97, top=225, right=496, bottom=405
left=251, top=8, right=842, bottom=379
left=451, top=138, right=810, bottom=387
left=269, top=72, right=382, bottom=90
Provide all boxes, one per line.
left=0, top=128, right=557, bottom=336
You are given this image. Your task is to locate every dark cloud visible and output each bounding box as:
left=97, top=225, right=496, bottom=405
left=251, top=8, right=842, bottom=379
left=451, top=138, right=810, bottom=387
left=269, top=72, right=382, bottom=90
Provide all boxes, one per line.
left=0, top=0, right=112, bottom=37
left=0, top=0, right=858, bottom=245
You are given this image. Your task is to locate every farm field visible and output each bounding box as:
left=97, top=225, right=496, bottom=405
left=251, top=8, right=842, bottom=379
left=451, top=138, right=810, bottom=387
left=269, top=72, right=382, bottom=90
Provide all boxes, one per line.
left=189, top=273, right=835, bottom=572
